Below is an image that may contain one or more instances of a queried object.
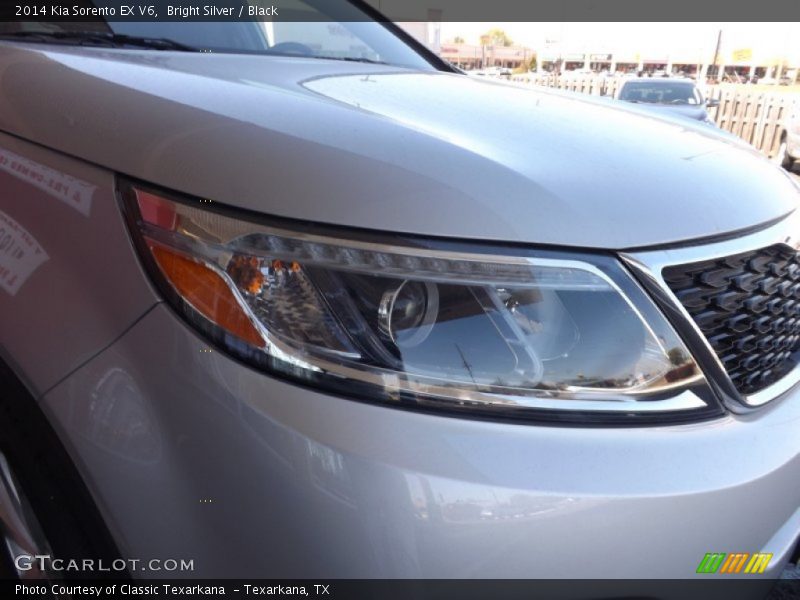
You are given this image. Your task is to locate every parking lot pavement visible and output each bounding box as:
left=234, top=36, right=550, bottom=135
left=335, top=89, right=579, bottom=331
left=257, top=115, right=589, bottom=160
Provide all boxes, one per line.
left=785, top=163, right=800, bottom=186
left=767, top=564, right=800, bottom=599
left=781, top=563, right=800, bottom=579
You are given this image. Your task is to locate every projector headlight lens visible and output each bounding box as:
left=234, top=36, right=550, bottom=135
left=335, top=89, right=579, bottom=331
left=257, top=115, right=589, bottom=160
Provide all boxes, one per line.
left=122, top=181, right=718, bottom=422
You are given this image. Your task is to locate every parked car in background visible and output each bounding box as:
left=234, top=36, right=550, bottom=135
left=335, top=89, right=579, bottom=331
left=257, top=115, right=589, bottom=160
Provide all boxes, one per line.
left=467, top=66, right=512, bottom=79
left=616, top=77, right=719, bottom=124
left=487, top=65, right=512, bottom=78
left=776, top=100, right=799, bottom=170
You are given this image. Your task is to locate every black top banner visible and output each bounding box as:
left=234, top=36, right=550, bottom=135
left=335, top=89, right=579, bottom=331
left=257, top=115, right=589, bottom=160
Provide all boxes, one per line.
left=2, top=0, right=800, bottom=22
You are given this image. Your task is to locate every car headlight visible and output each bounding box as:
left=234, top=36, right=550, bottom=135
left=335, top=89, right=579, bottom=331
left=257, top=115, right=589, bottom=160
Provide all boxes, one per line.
left=121, top=180, right=719, bottom=423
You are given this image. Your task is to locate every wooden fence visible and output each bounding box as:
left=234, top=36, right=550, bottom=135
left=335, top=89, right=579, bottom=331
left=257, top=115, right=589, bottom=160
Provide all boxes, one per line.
left=706, top=87, right=794, bottom=157
left=507, top=74, right=797, bottom=157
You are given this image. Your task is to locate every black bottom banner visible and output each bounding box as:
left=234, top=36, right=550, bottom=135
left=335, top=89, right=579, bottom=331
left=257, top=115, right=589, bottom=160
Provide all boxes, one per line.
left=2, top=579, right=799, bottom=600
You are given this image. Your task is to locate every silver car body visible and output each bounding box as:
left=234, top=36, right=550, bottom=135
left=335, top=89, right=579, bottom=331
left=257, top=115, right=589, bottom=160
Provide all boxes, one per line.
left=1, top=39, right=800, bottom=582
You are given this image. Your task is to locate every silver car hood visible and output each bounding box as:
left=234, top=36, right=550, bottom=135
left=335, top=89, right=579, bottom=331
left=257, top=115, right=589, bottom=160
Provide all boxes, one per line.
left=0, top=44, right=797, bottom=249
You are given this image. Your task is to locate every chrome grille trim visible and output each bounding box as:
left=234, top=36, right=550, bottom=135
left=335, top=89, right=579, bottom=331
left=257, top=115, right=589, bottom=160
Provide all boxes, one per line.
left=662, top=245, right=800, bottom=395
left=622, top=209, right=800, bottom=408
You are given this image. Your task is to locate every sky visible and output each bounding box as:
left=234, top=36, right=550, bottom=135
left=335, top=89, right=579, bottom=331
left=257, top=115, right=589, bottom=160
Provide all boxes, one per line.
left=437, top=22, right=800, bottom=61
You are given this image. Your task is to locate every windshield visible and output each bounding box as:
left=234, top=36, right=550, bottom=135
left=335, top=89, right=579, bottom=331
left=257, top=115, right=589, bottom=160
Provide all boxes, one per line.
left=619, top=81, right=703, bottom=105
left=0, top=0, right=436, bottom=70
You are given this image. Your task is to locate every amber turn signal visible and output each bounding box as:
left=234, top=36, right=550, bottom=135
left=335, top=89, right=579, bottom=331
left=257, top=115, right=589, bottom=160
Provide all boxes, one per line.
left=149, top=245, right=265, bottom=348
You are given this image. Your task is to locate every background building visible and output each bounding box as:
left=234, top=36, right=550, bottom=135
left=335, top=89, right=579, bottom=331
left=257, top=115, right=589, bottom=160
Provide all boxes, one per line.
left=398, top=22, right=799, bottom=82
left=438, top=43, right=532, bottom=70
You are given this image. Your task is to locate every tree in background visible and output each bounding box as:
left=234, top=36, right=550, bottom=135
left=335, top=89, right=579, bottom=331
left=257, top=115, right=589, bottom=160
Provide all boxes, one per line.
left=513, top=55, right=537, bottom=74
left=484, top=28, right=513, bottom=47
left=453, top=35, right=465, bottom=44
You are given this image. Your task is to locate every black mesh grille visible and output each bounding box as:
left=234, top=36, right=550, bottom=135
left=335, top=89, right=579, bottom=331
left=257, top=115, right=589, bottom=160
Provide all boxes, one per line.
left=663, top=244, right=800, bottom=396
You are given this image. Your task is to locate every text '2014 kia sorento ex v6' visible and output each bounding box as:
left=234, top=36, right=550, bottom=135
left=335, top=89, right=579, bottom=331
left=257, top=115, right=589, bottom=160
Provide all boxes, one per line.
left=0, top=3, right=799, bottom=595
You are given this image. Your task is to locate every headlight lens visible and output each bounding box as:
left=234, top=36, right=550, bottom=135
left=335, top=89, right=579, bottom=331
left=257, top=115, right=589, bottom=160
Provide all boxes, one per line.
left=122, top=181, right=718, bottom=422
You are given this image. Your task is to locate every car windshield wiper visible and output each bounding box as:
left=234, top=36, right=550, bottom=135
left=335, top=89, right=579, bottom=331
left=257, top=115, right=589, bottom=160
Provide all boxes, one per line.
left=0, top=30, right=200, bottom=52
left=334, top=56, right=388, bottom=65
left=294, top=54, right=388, bottom=65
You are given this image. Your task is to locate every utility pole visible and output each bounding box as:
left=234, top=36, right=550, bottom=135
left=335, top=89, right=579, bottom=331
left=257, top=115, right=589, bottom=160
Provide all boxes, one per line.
left=711, top=29, right=722, bottom=82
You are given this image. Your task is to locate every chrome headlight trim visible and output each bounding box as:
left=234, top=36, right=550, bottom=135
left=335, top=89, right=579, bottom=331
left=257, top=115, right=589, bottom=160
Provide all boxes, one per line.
left=119, top=178, right=721, bottom=425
